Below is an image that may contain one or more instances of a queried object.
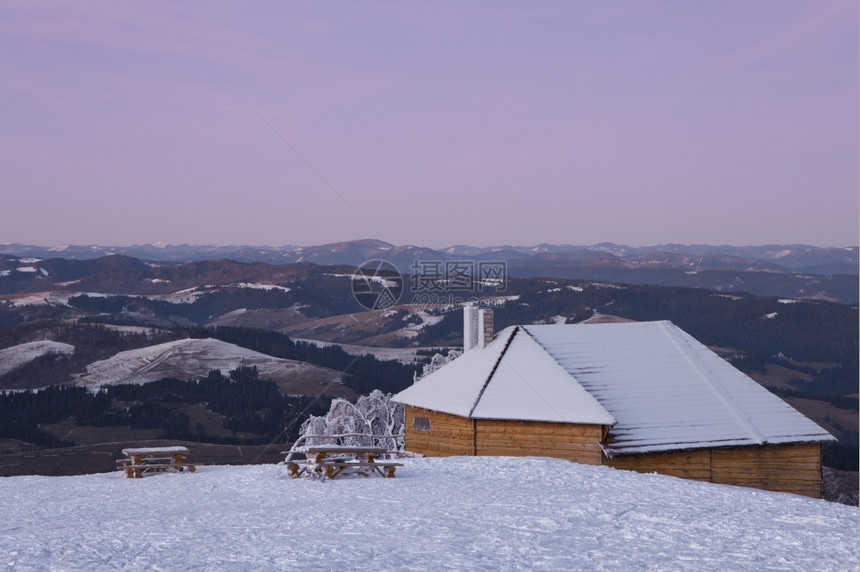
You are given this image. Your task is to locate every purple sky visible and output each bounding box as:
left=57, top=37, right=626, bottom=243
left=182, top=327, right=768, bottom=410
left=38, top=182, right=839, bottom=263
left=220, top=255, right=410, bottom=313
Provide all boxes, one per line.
left=1, top=1, right=857, bottom=249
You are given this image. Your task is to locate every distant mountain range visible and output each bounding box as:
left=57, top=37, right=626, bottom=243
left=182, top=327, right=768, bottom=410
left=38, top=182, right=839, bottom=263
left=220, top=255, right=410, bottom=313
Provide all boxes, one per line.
left=1, top=239, right=857, bottom=275
left=1, top=239, right=857, bottom=304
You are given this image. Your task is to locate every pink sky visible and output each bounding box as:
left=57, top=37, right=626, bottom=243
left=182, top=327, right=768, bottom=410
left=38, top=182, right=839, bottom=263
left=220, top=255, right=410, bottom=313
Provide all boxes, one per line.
left=1, top=1, right=857, bottom=248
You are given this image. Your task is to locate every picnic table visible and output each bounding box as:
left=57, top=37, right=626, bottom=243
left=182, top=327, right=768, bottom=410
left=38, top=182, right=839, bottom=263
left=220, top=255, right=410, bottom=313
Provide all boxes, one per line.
left=285, top=445, right=402, bottom=479
left=118, top=446, right=197, bottom=478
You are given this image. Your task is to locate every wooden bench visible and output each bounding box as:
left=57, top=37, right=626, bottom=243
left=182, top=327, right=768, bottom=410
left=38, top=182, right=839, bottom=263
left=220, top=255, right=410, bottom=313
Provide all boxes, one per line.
left=285, top=461, right=305, bottom=478
left=321, top=460, right=403, bottom=479
left=119, top=463, right=197, bottom=478
left=284, top=445, right=403, bottom=479
left=119, top=446, right=197, bottom=478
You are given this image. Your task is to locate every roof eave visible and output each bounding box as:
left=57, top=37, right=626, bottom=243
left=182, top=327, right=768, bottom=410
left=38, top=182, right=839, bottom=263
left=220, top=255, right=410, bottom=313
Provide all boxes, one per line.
left=601, top=435, right=836, bottom=458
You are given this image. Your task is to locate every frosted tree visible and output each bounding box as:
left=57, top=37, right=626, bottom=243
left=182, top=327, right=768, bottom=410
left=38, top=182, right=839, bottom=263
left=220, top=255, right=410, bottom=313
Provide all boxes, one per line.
left=297, top=390, right=405, bottom=453
left=414, top=349, right=462, bottom=382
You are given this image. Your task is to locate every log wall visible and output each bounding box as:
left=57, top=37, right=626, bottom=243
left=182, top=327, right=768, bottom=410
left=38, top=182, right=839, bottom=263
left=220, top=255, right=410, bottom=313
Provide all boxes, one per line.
left=605, top=443, right=823, bottom=498
left=404, top=407, right=475, bottom=457
left=403, top=407, right=824, bottom=497
left=710, top=443, right=823, bottom=498
left=605, top=449, right=712, bottom=481
left=475, top=419, right=605, bottom=465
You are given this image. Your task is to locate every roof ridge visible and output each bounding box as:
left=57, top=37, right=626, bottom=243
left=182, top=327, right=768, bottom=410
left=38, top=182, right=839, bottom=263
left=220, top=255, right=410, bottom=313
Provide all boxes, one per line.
left=659, top=321, right=766, bottom=444
left=467, top=326, right=519, bottom=418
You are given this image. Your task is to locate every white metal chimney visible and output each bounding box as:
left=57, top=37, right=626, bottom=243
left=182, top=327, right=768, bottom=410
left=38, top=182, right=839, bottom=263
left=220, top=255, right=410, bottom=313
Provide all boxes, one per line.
left=463, top=304, right=479, bottom=351
left=464, top=304, right=493, bottom=351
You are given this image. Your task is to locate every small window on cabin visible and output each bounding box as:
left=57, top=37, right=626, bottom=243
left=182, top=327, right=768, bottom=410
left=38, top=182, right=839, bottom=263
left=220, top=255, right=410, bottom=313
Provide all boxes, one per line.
left=413, top=417, right=431, bottom=432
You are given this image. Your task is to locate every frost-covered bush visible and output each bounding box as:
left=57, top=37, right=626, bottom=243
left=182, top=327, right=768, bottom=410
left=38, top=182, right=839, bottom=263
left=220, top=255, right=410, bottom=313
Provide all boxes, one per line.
left=297, top=390, right=404, bottom=452
left=414, top=349, right=462, bottom=382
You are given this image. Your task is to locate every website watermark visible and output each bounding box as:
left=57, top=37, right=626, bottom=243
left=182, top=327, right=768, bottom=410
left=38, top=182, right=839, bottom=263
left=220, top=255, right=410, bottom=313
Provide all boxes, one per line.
left=351, top=259, right=507, bottom=311
left=350, top=260, right=404, bottom=310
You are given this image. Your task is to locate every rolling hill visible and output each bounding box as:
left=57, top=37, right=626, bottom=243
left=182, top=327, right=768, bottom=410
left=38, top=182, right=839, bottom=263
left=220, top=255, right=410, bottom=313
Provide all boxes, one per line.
left=72, top=338, right=347, bottom=396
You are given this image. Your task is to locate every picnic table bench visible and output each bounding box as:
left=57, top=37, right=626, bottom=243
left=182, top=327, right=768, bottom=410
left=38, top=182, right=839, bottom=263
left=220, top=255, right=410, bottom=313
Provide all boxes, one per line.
left=284, top=445, right=403, bottom=479
left=118, top=446, right=197, bottom=478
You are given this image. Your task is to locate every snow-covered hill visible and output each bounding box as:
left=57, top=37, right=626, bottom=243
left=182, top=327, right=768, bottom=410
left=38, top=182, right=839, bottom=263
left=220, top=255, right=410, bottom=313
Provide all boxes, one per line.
left=74, top=338, right=343, bottom=392
left=0, top=340, right=74, bottom=376
left=0, top=457, right=855, bottom=570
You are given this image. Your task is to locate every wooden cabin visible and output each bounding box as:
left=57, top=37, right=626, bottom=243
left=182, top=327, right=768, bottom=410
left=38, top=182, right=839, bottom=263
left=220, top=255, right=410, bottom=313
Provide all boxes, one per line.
left=393, top=314, right=834, bottom=498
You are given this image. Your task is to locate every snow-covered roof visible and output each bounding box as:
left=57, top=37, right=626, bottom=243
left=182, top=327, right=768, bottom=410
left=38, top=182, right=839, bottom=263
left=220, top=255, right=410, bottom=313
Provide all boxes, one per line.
left=393, top=327, right=518, bottom=418
left=471, top=328, right=615, bottom=425
left=393, top=320, right=833, bottom=456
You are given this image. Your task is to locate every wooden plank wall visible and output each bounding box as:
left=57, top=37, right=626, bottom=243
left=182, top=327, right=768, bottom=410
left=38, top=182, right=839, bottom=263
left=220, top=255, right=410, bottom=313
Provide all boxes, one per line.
left=710, top=443, right=822, bottom=498
left=404, top=406, right=823, bottom=497
left=475, top=419, right=605, bottom=465
left=605, top=449, right=712, bottom=481
left=605, top=443, right=823, bottom=498
left=404, top=407, right=475, bottom=457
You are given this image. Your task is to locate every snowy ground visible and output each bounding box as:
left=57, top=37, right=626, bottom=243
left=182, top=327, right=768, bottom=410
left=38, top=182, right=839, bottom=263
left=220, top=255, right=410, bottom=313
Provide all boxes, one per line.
left=0, top=457, right=856, bottom=571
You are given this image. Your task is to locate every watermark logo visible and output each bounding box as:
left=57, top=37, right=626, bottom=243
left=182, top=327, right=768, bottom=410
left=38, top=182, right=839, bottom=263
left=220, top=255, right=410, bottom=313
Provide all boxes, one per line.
left=351, top=259, right=404, bottom=310
left=351, top=258, right=508, bottom=310
left=408, top=260, right=507, bottom=293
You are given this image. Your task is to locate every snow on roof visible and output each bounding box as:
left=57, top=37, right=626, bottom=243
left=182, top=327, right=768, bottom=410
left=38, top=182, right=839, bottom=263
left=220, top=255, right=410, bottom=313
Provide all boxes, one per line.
left=393, top=320, right=833, bottom=456
left=524, top=321, right=834, bottom=455
left=471, top=328, right=615, bottom=424
left=393, top=327, right=517, bottom=418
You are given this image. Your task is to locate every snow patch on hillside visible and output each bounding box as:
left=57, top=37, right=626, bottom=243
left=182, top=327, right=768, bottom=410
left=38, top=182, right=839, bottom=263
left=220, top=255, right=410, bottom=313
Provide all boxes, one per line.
left=770, top=249, right=794, bottom=258
left=395, top=310, right=445, bottom=339
left=233, top=283, right=290, bottom=292
left=0, top=457, right=855, bottom=570
left=75, top=338, right=339, bottom=389
left=714, top=294, right=743, bottom=300
left=145, top=283, right=289, bottom=304
left=0, top=341, right=75, bottom=376
left=152, top=287, right=206, bottom=304
left=94, top=325, right=156, bottom=334
left=4, top=293, right=48, bottom=306
left=2, top=291, right=111, bottom=307
left=295, top=338, right=424, bottom=364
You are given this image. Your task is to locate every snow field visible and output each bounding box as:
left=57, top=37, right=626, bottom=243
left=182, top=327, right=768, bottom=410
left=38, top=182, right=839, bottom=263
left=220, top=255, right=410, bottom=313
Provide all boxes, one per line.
left=0, top=457, right=856, bottom=571
left=0, top=341, right=75, bottom=376
left=75, top=338, right=337, bottom=389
